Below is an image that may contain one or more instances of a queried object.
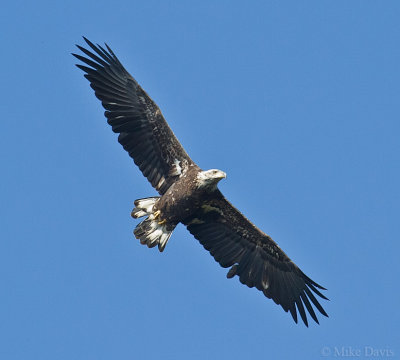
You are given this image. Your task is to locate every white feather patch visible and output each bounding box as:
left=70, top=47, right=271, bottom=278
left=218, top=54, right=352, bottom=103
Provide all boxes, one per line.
left=169, top=159, right=182, bottom=177
left=132, top=197, right=159, bottom=218
left=201, top=204, right=224, bottom=215
left=188, top=218, right=205, bottom=225
left=157, top=178, right=165, bottom=189
left=136, top=198, right=157, bottom=212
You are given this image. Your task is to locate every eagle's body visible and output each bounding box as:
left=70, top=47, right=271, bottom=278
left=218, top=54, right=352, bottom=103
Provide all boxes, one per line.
left=73, top=38, right=329, bottom=326
left=133, top=166, right=227, bottom=251
left=153, top=165, right=217, bottom=225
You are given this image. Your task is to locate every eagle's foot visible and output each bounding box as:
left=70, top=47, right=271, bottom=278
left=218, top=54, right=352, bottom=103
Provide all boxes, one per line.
left=154, top=210, right=166, bottom=224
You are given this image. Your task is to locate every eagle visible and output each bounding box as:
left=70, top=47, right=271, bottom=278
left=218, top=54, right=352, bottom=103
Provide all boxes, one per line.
left=73, top=37, right=328, bottom=326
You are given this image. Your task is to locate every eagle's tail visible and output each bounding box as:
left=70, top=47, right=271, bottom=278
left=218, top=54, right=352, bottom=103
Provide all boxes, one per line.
left=131, top=197, right=175, bottom=252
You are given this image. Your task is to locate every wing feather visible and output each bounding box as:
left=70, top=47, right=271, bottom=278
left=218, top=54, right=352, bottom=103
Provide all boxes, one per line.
left=73, top=37, right=195, bottom=194
left=184, top=192, right=328, bottom=326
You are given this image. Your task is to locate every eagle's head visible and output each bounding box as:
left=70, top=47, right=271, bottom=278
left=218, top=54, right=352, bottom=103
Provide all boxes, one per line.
left=197, top=169, right=227, bottom=190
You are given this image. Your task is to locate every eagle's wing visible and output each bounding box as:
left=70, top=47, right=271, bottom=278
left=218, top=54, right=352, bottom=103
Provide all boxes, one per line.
left=184, top=191, right=328, bottom=326
left=73, top=38, right=194, bottom=195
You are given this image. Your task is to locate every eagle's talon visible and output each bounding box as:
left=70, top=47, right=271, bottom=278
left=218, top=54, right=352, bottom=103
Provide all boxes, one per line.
left=158, top=219, right=167, bottom=225
left=153, top=210, right=161, bottom=219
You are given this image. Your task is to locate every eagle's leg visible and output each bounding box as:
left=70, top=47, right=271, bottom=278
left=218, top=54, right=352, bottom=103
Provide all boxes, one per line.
left=151, top=209, right=167, bottom=224
left=131, top=197, right=176, bottom=252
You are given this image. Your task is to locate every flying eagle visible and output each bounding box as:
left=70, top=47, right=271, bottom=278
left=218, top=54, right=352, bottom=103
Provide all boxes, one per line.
left=73, top=37, right=328, bottom=326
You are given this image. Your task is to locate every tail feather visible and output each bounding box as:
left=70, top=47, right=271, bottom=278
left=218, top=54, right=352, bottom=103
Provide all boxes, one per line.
left=131, top=197, right=159, bottom=219
left=131, top=197, right=175, bottom=252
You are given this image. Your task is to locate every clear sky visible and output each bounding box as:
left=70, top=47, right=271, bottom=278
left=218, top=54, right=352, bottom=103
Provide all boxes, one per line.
left=1, top=1, right=399, bottom=359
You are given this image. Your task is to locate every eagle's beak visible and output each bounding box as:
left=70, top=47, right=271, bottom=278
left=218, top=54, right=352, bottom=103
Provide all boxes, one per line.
left=215, top=170, right=226, bottom=180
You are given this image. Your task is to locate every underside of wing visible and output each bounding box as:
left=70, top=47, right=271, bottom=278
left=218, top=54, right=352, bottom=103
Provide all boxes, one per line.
left=184, top=192, right=329, bottom=326
left=72, top=37, right=194, bottom=194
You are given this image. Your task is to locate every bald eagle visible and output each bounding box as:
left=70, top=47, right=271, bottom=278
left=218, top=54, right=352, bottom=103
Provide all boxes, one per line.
left=73, top=37, right=328, bottom=326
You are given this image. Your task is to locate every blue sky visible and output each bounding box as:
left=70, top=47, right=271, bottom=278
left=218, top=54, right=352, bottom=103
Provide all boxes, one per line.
left=1, top=1, right=399, bottom=359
